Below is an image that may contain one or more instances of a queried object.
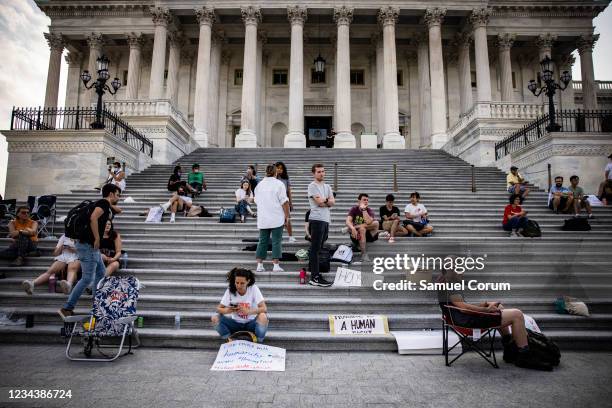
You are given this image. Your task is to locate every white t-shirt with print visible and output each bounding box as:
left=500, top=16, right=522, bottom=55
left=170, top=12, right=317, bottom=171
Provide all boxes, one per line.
left=404, top=203, right=427, bottom=223
left=235, top=188, right=250, bottom=201
left=220, top=285, right=265, bottom=323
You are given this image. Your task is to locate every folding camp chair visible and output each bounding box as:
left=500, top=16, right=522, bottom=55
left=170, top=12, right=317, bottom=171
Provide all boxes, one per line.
left=441, top=304, right=499, bottom=368
left=27, top=195, right=57, bottom=239
left=63, top=275, right=140, bottom=362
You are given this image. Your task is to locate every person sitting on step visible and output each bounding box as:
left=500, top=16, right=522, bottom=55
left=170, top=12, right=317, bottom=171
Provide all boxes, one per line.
left=0, top=206, right=39, bottom=267
left=506, top=166, right=529, bottom=202
left=569, top=175, right=593, bottom=219
left=22, top=233, right=80, bottom=295
left=548, top=176, right=574, bottom=214
left=167, top=165, right=196, bottom=195
left=502, top=194, right=529, bottom=237
left=346, top=193, right=380, bottom=262
left=187, top=163, right=206, bottom=197
left=242, top=165, right=260, bottom=196
left=160, top=185, right=193, bottom=223
left=100, top=220, right=122, bottom=277
left=235, top=180, right=256, bottom=223
left=380, top=193, right=409, bottom=244
left=597, top=154, right=612, bottom=205
left=403, top=192, right=434, bottom=237
left=211, top=267, right=268, bottom=343
left=438, top=267, right=553, bottom=371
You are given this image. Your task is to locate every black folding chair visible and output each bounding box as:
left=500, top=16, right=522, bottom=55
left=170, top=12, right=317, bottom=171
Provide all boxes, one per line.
left=441, top=304, right=499, bottom=368
left=27, top=195, right=57, bottom=239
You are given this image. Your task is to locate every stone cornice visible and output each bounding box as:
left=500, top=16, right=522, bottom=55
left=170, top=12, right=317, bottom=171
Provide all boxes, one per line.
left=490, top=5, right=607, bottom=18
left=38, top=3, right=150, bottom=18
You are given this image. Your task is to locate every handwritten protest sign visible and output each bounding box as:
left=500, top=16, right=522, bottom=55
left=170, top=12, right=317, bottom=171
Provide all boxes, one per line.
left=211, top=340, right=286, bottom=371
left=332, top=267, right=362, bottom=287
left=329, top=315, right=389, bottom=335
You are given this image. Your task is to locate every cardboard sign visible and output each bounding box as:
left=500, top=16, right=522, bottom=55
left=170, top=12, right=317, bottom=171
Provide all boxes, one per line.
left=329, top=315, right=389, bottom=335
left=210, top=340, right=286, bottom=371
left=391, top=331, right=461, bottom=355
left=332, top=267, right=362, bottom=287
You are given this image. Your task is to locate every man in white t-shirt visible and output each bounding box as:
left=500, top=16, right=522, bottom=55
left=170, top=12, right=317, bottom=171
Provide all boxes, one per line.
left=404, top=191, right=433, bottom=237
left=212, top=268, right=268, bottom=342
left=254, top=165, right=290, bottom=272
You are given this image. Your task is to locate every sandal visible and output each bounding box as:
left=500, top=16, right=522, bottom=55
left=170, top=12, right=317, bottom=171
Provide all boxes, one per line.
left=388, top=237, right=395, bottom=243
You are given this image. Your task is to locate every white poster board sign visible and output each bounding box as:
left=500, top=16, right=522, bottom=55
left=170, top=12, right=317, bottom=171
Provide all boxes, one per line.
left=210, top=340, right=286, bottom=371
left=329, top=315, right=389, bottom=335
left=391, top=331, right=461, bottom=355
left=332, top=267, right=362, bottom=287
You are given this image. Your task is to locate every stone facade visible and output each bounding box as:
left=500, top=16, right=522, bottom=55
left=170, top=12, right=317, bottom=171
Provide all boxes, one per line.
left=33, top=1, right=610, bottom=151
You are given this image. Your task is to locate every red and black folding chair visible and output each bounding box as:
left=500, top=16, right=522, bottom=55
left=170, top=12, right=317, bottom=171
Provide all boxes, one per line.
left=441, top=304, right=500, bottom=368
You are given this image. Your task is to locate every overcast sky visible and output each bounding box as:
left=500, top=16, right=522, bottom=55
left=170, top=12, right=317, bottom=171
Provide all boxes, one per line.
left=0, top=0, right=611, bottom=196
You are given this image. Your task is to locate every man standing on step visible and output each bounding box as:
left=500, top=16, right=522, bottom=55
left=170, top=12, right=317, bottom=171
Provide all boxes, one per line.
left=307, top=164, right=335, bottom=287
left=255, top=164, right=290, bottom=273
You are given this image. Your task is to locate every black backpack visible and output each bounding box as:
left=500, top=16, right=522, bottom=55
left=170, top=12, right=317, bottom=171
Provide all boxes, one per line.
left=64, top=200, right=94, bottom=240
left=562, top=217, right=591, bottom=231
left=521, top=220, right=542, bottom=238
left=527, top=329, right=561, bottom=366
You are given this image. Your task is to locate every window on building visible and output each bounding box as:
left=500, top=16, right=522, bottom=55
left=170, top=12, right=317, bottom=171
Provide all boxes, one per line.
left=471, top=71, right=477, bottom=88
left=397, top=70, right=404, bottom=87
left=272, top=69, right=288, bottom=85
left=512, top=72, right=516, bottom=89
left=311, top=69, right=326, bottom=84
left=350, top=70, right=365, bottom=85
left=123, top=70, right=128, bottom=86
left=234, top=69, right=243, bottom=86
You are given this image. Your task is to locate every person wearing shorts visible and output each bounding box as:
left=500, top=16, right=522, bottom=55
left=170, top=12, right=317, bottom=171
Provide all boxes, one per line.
left=403, top=192, right=433, bottom=237
left=346, top=193, right=379, bottom=262
left=379, top=194, right=408, bottom=243
left=548, top=176, right=573, bottom=213
left=506, top=166, right=529, bottom=201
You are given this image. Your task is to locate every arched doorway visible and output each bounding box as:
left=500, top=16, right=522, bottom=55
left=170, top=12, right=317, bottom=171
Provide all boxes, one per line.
left=271, top=122, right=287, bottom=147
left=351, top=122, right=365, bottom=148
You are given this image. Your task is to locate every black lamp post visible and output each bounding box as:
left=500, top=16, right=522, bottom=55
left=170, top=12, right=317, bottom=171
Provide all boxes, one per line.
left=81, top=55, right=121, bottom=129
left=527, top=56, right=572, bottom=132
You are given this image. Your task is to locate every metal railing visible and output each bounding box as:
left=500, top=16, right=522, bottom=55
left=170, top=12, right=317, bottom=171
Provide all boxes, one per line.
left=10, top=106, right=154, bottom=157
left=495, top=109, right=612, bottom=160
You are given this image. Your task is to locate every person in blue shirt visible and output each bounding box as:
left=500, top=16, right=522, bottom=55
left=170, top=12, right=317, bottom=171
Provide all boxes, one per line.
left=548, top=176, right=574, bottom=213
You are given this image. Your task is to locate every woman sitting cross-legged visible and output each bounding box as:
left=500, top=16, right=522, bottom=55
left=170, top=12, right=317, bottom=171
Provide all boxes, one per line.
left=22, top=234, right=80, bottom=295
left=211, top=267, right=268, bottom=343
left=235, top=180, right=256, bottom=223
left=502, top=194, right=529, bottom=237
left=100, top=220, right=122, bottom=277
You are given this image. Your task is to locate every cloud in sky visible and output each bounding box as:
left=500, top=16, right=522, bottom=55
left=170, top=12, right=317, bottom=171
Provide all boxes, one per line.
left=0, top=1, right=611, bottom=196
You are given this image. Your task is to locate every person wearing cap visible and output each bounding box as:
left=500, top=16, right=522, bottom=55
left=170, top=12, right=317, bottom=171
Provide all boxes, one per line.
left=506, top=166, right=529, bottom=201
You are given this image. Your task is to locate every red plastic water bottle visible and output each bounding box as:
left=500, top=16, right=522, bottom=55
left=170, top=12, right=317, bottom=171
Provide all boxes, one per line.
left=48, top=275, right=56, bottom=293
left=299, top=268, right=306, bottom=285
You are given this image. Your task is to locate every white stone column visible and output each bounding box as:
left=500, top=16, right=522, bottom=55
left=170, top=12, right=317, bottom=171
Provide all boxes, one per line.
left=372, top=33, right=384, bottom=139
left=577, top=33, right=599, bottom=111
left=445, top=49, right=461, bottom=127
left=218, top=51, right=231, bottom=147
left=407, top=52, right=420, bottom=149
left=166, top=31, right=183, bottom=105
left=178, top=50, right=194, bottom=117
left=497, top=33, right=515, bottom=102
left=64, top=51, right=81, bottom=107
left=235, top=6, right=261, bottom=148
left=556, top=54, right=576, bottom=110
left=379, top=6, right=404, bottom=149
left=43, top=33, right=64, bottom=108
left=126, top=33, right=145, bottom=100
left=193, top=6, right=215, bottom=147
left=454, top=32, right=473, bottom=115
left=208, top=31, right=224, bottom=147
left=148, top=7, right=171, bottom=100
left=415, top=33, right=432, bottom=149
left=424, top=7, right=447, bottom=149
left=285, top=5, right=307, bottom=147
left=86, top=33, right=104, bottom=105
left=256, top=31, right=266, bottom=147
left=333, top=6, right=355, bottom=148
left=470, top=8, right=492, bottom=102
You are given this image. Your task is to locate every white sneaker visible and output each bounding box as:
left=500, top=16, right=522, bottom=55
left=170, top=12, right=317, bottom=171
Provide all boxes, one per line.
left=272, top=264, right=284, bottom=272
left=341, top=226, right=349, bottom=234
left=379, top=231, right=390, bottom=239
left=59, top=280, right=73, bottom=295
left=256, top=263, right=265, bottom=272
left=22, top=280, right=33, bottom=295
left=288, top=236, right=297, bottom=243
left=170, top=214, right=176, bottom=223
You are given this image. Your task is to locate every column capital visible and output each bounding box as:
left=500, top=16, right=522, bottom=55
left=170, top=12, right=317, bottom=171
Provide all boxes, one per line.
left=577, top=33, right=599, bottom=55
left=378, top=6, right=399, bottom=27
left=64, top=51, right=82, bottom=66
left=535, top=33, right=557, bottom=50
left=423, top=7, right=446, bottom=28
left=469, top=7, right=491, bottom=28
left=126, top=32, right=146, bottom=49
left=496, top=33, right=515, bottom=51
left=453, top=31, right=472, bottom=49
left=44, top=32, right=65, bottom=52
left=555, top=53, right=576, bottom=70
left=168, top=31, right=186, bottom=48
left=333, top=6, right=353, bottom=26
left=86, top=32, right=104, bottom=49
left=287, top=5, right=307, bottom=26
left=150, top=6, right=172, bottom=27
left=195, top=6, right=216, bottom=27
left=241, top=5, right=262, bottom=26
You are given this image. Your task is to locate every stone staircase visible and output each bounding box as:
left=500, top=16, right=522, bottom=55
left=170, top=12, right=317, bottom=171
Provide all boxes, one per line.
left=1, top=148, right=611, bottom=350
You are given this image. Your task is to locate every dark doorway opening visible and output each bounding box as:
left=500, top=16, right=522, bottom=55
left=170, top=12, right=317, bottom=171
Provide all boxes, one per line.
left=305, top=116, right=332, bottom=148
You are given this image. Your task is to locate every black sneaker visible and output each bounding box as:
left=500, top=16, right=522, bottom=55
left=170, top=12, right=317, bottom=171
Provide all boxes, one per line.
left=308, top=275, right=333, bottom=287
left=503, top=342, right=518, bottom=363
left=514, top=350, right=553, bottom=371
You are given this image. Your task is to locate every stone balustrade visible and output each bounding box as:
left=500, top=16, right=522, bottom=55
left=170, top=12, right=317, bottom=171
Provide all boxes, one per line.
left=105, top=99, right=194, bottom=134
left=572, top=81, right=612, bottom=92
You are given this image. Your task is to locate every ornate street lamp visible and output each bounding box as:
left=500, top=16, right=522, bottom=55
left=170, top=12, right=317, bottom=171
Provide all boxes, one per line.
left=527, top=56, right=572, bottom=132
left=81, top=55, right=121, bottom=129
